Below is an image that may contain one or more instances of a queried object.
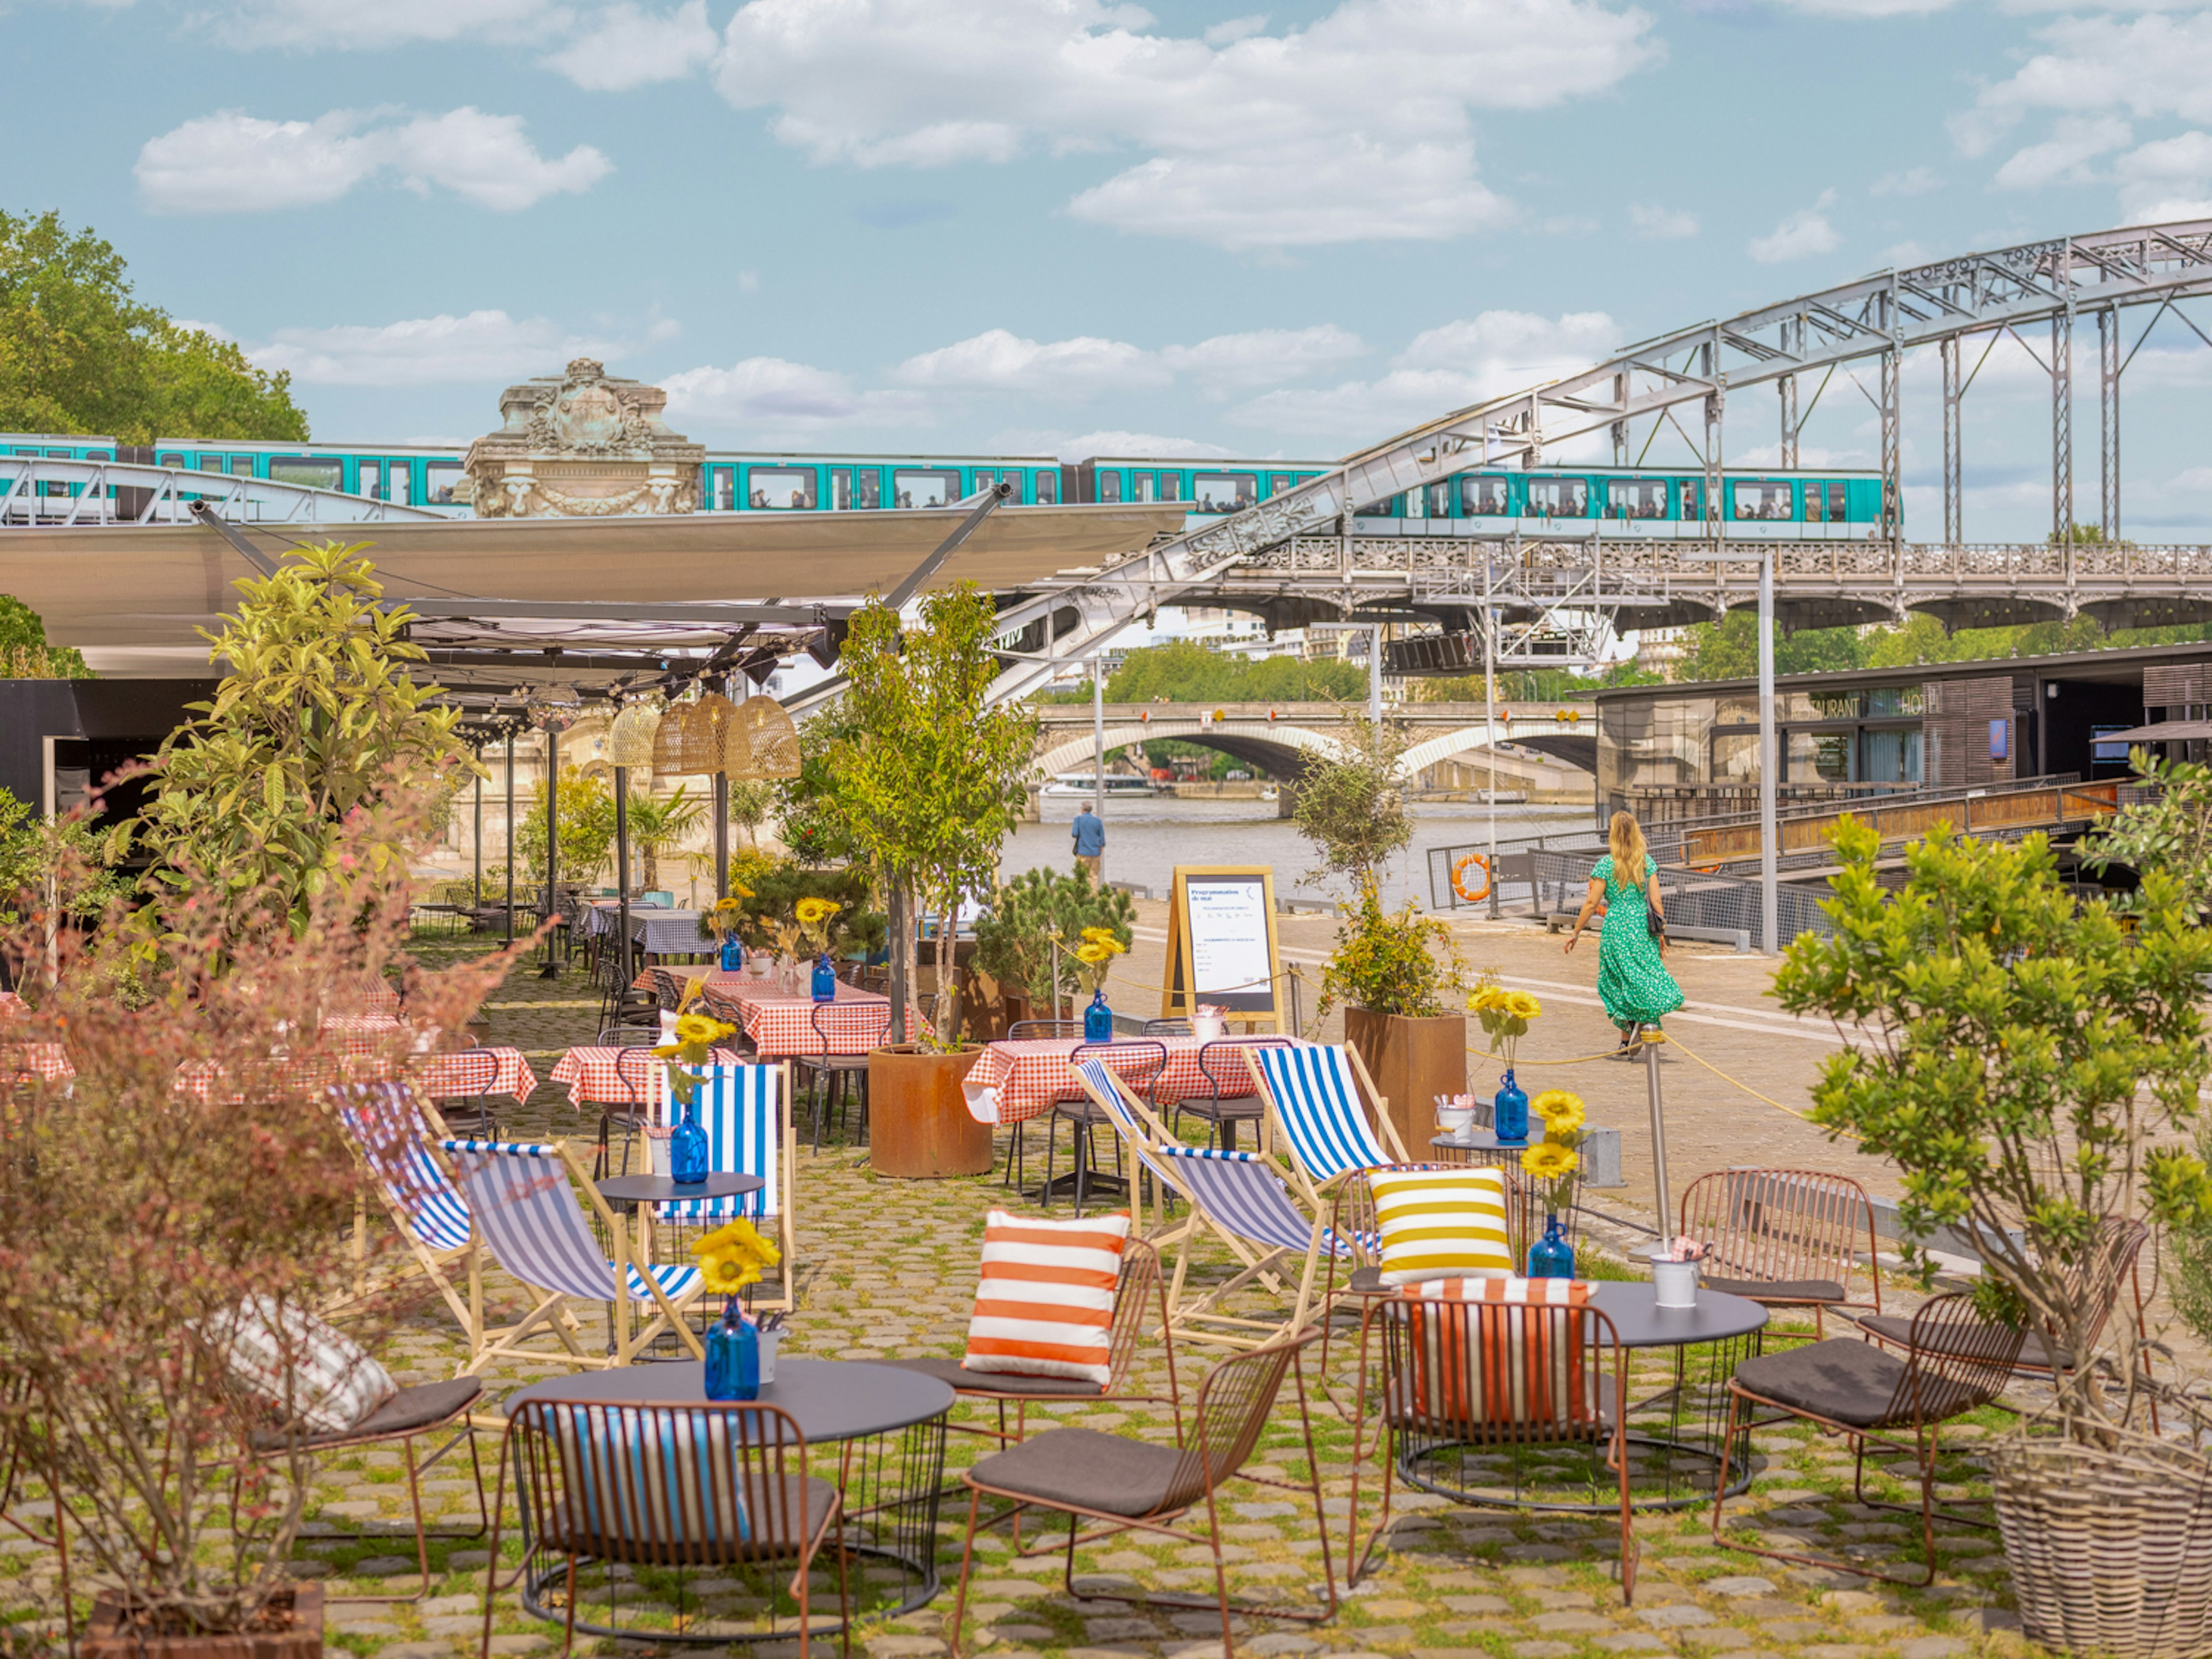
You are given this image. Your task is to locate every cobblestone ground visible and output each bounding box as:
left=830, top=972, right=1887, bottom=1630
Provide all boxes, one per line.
left=0, top=934, right=2039, bottom=1659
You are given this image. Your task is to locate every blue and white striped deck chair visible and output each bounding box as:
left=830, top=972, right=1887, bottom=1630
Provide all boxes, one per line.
left=650, top=1062, right=797, bottom=1314
left=443, top=1138, right=706, bottom=1373
left=1076, top=1058, right=1351, bottom=1350
left=335, top=1082, right=475, bottom=1329
left=1247, top=1043, right=1411, bottom=1189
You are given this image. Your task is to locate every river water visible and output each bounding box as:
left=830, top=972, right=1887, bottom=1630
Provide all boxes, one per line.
left=999, top=796, right=1597, bottom=910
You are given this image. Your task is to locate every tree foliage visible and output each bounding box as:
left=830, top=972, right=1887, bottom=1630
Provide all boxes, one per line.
left=1317, top=876, right=1466, bottom=1022
left=0, top=209, right=308, bottom=443
left=1775, top=821, right=2212, bottom=1439
left=1291, top=714, right=1413, bottom=890
left=129, top=543, right=473, bottom=930
left=1035, top=638, right=1368, bottom=704
left=513, top=766, right=616, bottom=889
left=972, top=865, right=1135, bottom=1012
left=0, top=595, right=93, bottom=679
left=1673, top=608, right=2212, bottom=683
left=815, top=584, right=1039, bottom=1043
left=2081, top=752, right=2212, bottom=916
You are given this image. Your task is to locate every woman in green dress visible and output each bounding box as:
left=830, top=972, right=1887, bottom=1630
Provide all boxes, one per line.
left=1563, top=810, right=1683, bottom=1048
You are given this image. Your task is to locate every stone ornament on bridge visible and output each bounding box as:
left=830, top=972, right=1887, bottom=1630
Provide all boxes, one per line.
left=459, top=358, right=706, bottom=517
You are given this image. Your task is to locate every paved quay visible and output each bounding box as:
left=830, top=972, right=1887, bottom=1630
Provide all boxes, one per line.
left=0, top=929, right=2058, bottom=1659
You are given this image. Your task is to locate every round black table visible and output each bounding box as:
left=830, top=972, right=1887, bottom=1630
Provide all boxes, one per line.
left=1429, top=1128, right=1537, bottom=1171
left=503, top=1359, right=954, bottom=1645
left=596, top=1171, right=763, bottom=1211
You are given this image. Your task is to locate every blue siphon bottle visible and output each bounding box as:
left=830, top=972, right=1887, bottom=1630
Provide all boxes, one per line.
left=1527, top=1215, right=1577, bottom=1278
left=668, top=1093, right=710, bottom=1185
left=1084, top=989, right=1113, bottom=1041
left=812, top=952, right=837, bottom=1002
left=1492, top=1069, right=1529, bottom=1143
left=704, top=1302, right=759, bottom=1400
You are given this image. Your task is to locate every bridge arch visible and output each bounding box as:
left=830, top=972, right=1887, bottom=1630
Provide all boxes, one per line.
left=1032, top=721, right=1355, bottom=782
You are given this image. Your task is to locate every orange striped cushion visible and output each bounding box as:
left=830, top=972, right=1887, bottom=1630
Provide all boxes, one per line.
left=961, top=1209, right=1130, bottom=1387
left=1396, top=1280, right=1597, bottom=1428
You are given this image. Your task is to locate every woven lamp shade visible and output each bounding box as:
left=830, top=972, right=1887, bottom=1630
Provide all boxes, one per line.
left=651, top=700, right=694, bottom=777
left=729, top=695, right=802, bottom=779
left=681, top=691, right=741, bottom=775
left=607, top=703, right=661, bottom=769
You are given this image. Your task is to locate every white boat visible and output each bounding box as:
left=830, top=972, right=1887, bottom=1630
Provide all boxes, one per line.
left=1043, top=772, right=1159, bottom=799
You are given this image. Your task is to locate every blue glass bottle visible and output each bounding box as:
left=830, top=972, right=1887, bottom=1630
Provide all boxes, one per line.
left=669, top=1093, right=709, bottom=1185
left=1527, top=1214, right=1576, bottom=1279
left=812, top=952, right=837, bottom=1002
left=704, top=1302, right=759, bottom=1401
left=1493, top=1068, right=1529, bottom=1143
left=1084, top=989, right=1113, bottom=1041
left=719, top=937, right=745, bottom=972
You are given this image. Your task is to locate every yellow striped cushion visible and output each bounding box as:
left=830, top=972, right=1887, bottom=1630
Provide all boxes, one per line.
left=1369, top=1166, right=1514, bottom=1285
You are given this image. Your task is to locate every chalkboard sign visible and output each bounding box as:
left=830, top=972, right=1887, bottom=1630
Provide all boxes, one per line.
left=1161, top=866, right=1282, bottom=1027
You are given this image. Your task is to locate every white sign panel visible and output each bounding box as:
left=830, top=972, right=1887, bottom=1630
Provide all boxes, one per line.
left=1187, top=878, right=1273, bottom=999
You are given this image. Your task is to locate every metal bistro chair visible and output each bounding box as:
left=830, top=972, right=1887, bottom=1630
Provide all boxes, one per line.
left=488, top=1398, right=847, bottom=1659
left=999, top=1020, right=1086, bottom=1194
left=596, top=956, right=659, bottom=1034
left=427, top=1048, right=505, bottom=1142
left=1142, top=1018, right=1193, bottom=1037
left=1680, top=1168, right=1883, bottom=1340
left=1044, top=1039, right=1166, bottom=1216
left=944, top=1327, right=1335, bottom=1659
left=1175, top=1036, right=1296, bottom=1154
left=1710, top=1291, right=2028, bottom=1587
left=596, top=1045, right=660, bottom=1180
left=796, top=999, right=883, bottom=1152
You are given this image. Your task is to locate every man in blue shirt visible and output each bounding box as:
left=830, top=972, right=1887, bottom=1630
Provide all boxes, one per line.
left=1071, top=805, right=1105, bottom=881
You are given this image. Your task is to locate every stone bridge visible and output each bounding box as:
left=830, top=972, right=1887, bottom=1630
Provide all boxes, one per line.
left=1028, top=700, right=1594, bottom=788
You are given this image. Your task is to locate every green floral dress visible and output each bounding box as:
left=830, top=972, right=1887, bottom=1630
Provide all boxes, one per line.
left=1589, top=853, right=1684, bottom=1028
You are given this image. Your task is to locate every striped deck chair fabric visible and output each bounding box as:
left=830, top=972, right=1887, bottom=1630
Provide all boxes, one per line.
left=650, top=1063, right=797, bottom=1313
left=1075, top=1059, right=1187, bottom=1221
left=334, top=1082, right=474, bottom=1326
left=443, top=1139, right=704, bottom=1370
left=1157, top=1147, right=1358, bottom=1262
left=1253, top=1045, right=1393, bottom=1184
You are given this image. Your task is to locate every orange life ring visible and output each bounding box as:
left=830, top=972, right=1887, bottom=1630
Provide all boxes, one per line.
left=1451, top=852, right=1491, bottom=903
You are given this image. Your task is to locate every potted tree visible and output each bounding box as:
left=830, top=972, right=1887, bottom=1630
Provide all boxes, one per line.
left=972, top=866, right=1136, bottom=1035
left=1777, top=819, right=2212, bottom=1658
left=1298, top=715, right=1467, bottom=1148
left=806, top=584, right=1037, bottom=1177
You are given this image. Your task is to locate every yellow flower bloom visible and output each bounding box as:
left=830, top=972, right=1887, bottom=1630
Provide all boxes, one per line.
left=1502, top=990, right=1543, bottom=1021
left=693, top=1217, right=781, bottom=1268
left=696, top=1251, right=760, bottom=1294
left=794, top=897, right=842, bottom=926
left=672, top=1012, right=736, bottom=1048
left=1466, top=986, right=1502, bottom=1012
left=1074, top=941, right=1113, bottom=965
left=728, top=882, right=755, bottom=900
left=1080, top=926, right=1118, bottom=944
left=1529, top=1089, right=1584, bottom=1132
left=1520, top=1141, right=1578, bottom=1181
left=650, top=1042, right=681, bottom=1060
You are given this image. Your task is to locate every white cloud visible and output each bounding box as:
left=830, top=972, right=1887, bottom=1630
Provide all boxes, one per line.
left=202, top=0, right=565, bottom=50
left=1232, top=309, right=1617, bottom=439
left=243, top=310, right=646, bottom=386
left=662, top=357, right=932, bottom=437
left=542, top=0, right=719, bottom=89
left=1992, top=113, right=2131, bottom=188
left=711, top=0, right=1660, bottom=249
left=1747, top=190, right=1839, bottom=263
left=1627, top=202, right=1696, bottom=237
left=136, top=107, right=611, bottom=214
left=1870, top=165, right=1942, bottom=195
left=2115, top=128, right=2212, bottom=219
left=892, top=324, right=1366, bottom=395
left=1768, top=0, right=1953, bottom=16
left=1016, top=429, right=1241, bottom=461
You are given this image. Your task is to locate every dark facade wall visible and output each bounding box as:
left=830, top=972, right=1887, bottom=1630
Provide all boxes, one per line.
left=2041, top=677, right=2145, bottom=781
left=0, top=680, right=215, bottom=813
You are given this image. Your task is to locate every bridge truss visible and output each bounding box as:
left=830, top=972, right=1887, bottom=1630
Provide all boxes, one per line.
left=0, top=456, right=447, bottom=526
left=977, top=220, right=2212, bottom=704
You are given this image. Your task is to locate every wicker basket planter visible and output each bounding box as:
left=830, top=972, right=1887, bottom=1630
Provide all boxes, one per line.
left=1990, top=1427, right=2212, bottom=1659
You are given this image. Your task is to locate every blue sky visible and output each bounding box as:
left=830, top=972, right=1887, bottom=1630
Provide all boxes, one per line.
left=12, top=0, right=2212, bottom=540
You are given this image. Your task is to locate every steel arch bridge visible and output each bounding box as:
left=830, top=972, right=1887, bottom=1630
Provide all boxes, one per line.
left=965, top=219, right=2212, bottom=710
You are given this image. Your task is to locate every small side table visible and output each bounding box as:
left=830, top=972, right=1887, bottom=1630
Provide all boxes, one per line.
left=1428, top=1128, right=1536, bottom=1172
left=596, top=1171, right=763, bottom=1213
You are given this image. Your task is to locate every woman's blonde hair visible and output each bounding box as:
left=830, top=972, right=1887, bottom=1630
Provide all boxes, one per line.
left=1608, top=811, right=1649, bottom=891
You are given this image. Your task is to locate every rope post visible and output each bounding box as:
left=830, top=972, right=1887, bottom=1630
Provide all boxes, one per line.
left=1641, top=1024, right=1671, bottom=1236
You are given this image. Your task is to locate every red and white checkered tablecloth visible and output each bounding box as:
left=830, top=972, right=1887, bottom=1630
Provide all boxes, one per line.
left=407, top=1047, right=538, bottom=1102
left=173, top=1039, right=535, bottom=1103
left=960, top=1035, right=1298, bottom=1126
left=550, top=1045, right=741, bottom=1108
left=698, top=975, right=928, bottom=1059
left=0, top=993, right=72, bottom=1081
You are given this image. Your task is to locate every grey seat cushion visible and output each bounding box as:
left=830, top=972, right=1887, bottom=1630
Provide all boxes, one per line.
left=1857, top=1313, right=2063, bottom=1370
left=1175, top=1096, right=1262, bottom=1120
left=252, top=1376, right=482, bottom=1451
left=1732, top=1338, right=1913, bottom=1429
left=969, top=1426, right=1186, bottom=1517
left=881, top=1356, right=1105, bottom=1399
left=1705, top=1277, right=1848, bottom=1304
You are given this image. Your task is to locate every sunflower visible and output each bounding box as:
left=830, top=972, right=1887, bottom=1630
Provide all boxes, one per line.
left=1520, top=1141, right=1578, bottom=1181
left=794, top=897, right=842, bottom=926
left=1530, top=1089, right=1585, bottom=1132
left=1081, top=926, right=1117, bottom=944
left=672, top=1012, right=736, bottom=1048
left=1074, top=941, right=1113, bottom=965
left=1502, top=990, right=1543, bottom=1021
left=694, top=1217, right=781, bottom=1269
left=714, top=896, right=745, bottom=916
left=1466, top=986, right=1502, bottom=1013
left=696, top=1251, right=760, bottom=1294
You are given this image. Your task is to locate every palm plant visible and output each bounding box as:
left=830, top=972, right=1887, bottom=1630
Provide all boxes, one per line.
left=626, top=783, right=706, bottom=892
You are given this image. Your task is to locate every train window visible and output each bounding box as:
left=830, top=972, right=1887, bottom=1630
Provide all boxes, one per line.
left=1193, top=473, right=1255, bottom=512
left=1525, top=477, right=1589, bottom=517
left=1802, top=481, right=1846, bottom=522
left=1035, top=470, right=1057, bottom=505
left=972, top=468, right=1022, bottom=501
left=387, top=464, right=411, bottom=507
left=425, top=461, right=464, bottom=504
left=1269, top=472, right=1297, bottom=494
left=1732, top=479, right=1793, bottom=521
left=710, top=467, right=735, bottom=511
left=1402, top=482, right=1425, bottom=520
left=1159, top=472, right=1183, bottom=503
left=1461, top=476, right=1509, bottom=516
left=1098, top=471, right=1123, bottom=503
left=271, top=456, right=343, bottom=491
left=158, top=453, right=184, bottom=469
left=749, top=467, right=817, bottom=510
left=198, top=456, right=227, bottom=473
left=85, top=450, right=111, bottom=461
left=1607, top=479, right=1671, bottom=521
left=1424, top=482, right=1452, bottom=517
left=892, top=468, right=959, bottom=508
left=1132, top=472, right=1156, bottom=503
left=230, top=457, right=255, bottom=476
left=361, top=461, right=382, bottom=499
left=852, top=468, right=882, bottom=509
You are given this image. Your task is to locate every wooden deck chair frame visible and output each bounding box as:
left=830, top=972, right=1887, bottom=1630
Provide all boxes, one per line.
left=1077, top=1059, right=1349, bottom=1351
left=448, top=1138, right=706, bottom=1373
left=336, top=1083, right=477, bottom=1332
left=1243, top=1043, right=1411, bottom=1191
left=649, top=1060, right=800, bottom=1316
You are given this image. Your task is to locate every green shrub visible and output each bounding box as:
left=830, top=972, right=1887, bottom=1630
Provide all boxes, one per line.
left=973, top=866, right=1135, bottom=1010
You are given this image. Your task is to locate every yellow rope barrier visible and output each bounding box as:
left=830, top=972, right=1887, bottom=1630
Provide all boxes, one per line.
left=1661, top=1030, right=1829, bottom=1127
left=1465, top=1044, right=1630, bottom=1068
